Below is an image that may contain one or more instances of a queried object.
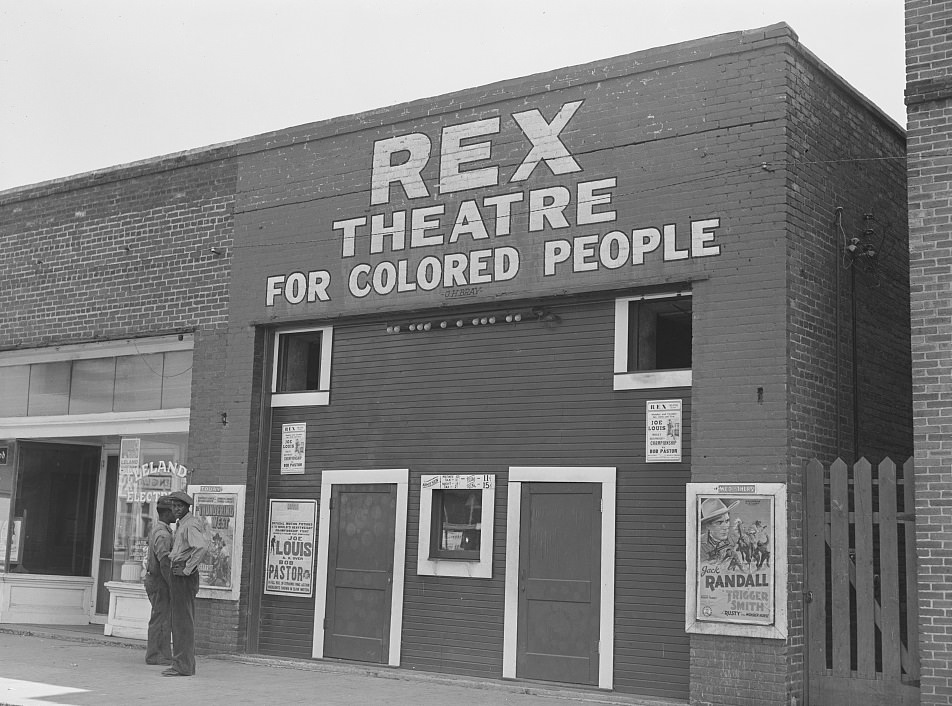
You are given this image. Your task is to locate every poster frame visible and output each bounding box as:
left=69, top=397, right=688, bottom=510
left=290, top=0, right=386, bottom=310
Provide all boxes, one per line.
left=187, top=484, right=245, bottom=601
left=685, top=482, right=787, bottom=639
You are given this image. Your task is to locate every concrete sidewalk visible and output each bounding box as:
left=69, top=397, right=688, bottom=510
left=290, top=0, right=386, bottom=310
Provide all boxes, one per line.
left=0, top=625, right=686, bottom=706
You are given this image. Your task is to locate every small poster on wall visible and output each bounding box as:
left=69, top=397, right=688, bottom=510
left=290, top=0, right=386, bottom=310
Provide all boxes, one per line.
left=187, top=484, right=245, bottom=601
left=119, top=437, right=140, bottom=475
left=281, top=423, right=306, bottom=474
left=264, top=499, right=317, bottom=597
left=686, top=482, right=787, bottom=639
left=646, top=399, right=682, bottom=462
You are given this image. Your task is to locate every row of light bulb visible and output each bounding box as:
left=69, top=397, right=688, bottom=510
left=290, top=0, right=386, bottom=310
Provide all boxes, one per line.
left=386, top=313, right=524, bottom=334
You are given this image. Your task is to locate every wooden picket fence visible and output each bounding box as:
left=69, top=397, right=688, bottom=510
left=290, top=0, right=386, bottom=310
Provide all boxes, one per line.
left=805, top=457, right=919, bottom=706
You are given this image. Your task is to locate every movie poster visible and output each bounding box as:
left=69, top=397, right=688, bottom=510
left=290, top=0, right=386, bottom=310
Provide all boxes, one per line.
left=264, top=499, right=317, bottom=597
left=686, top=483, right=787, bottom=639
left=188, top=484, right=245, bottom=601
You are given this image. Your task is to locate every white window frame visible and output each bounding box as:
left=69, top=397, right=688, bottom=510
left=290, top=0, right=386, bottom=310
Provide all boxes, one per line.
left=613, top=291, right=692, bottom=390
left=417, top=475, right=495, bottom=579
left=270, top=326, right=333, bottom=407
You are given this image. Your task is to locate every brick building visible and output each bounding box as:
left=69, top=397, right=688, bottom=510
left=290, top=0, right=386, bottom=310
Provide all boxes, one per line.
left=0, top=24, right=909, bottom=705
left=906, top=2, right=952, bottom=705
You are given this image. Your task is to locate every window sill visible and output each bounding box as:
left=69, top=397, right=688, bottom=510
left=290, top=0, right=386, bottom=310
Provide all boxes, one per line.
left=270, top=391, right=330, bottom=407
left=613, top=369, right=692, bottom=390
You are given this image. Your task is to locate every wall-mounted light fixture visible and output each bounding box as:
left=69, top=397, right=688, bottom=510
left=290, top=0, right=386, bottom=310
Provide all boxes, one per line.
left=385, top=308, right=551, bottom=333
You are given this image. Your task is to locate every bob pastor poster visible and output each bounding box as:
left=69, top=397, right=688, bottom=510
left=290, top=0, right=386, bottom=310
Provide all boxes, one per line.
left=686, top=483, right=787, bottom=639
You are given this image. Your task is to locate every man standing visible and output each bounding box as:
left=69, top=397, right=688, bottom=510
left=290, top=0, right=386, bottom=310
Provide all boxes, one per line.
left=163, top=490, right=208, bottom=677
left=144, top=495, right=176, bottom=665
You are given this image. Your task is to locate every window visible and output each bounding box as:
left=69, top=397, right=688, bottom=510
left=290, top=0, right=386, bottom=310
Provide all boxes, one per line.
left=271, top=327, right=334, bottom=407
left=9, top=442, right=99, bottom=576
left=431, top=489, right=482, bottom=560
left=417, top=474, right=495, bottom=578
left=614, top=291, right=692, bottom=390
left=0, top=335, right=194, bottom=419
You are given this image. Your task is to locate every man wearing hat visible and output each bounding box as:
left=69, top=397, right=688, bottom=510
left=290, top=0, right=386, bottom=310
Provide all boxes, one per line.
left=698, top=497, right=739, bottom=564
left=163, top=490, right=209, bottom=677
left=144, top=495, right=176, bottom=665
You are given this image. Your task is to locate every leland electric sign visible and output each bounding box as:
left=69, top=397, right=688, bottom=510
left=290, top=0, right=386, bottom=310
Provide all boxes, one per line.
left=263, top=99, right=723, bottom=309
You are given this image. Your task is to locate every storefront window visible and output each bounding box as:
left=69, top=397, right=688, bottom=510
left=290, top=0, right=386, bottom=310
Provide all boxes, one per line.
left=110, top=436, right=189, bottom=583
left=7, top=442, right=99, bottom=576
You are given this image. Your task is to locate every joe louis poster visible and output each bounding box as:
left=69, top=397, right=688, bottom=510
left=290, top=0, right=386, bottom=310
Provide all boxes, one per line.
left=281, top=423, right=306, bottom=474
left=686, top=483, right=787, bottom=639
left=187, top=484, right=245, bottom=601
left=646, top=400, right=682, bottom=462
left=265, top=499, right=317, bottom=597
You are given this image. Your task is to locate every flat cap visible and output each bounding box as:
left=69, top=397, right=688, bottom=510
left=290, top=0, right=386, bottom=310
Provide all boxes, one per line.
left=167, top=490, right=194, bottom=506
left=156, top=495, right=176, bottom=510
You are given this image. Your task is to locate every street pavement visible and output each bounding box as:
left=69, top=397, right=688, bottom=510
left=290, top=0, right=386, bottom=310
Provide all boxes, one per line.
left=0, top=626, right=683, bottom=706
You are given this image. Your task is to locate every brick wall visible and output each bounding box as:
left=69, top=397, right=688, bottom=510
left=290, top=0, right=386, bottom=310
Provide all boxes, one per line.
left=690, top=28, right=909, bottom=706
left=907, top=2, right=952, bottom=703
left=0, top=148, right=239, bottom=653
left=0, top=149, right=236, bottom=347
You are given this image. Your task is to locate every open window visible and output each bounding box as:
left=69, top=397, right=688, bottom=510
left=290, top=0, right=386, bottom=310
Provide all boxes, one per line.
left=417, top=474, right=494, bottom=578
left=614, top=291, right=692, bottom=390
left=271, top=326, right=334, bottom=407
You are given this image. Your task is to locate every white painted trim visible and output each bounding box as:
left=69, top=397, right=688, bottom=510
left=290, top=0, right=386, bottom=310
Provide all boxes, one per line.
left=90, top=453, right=109, bottom=616
left=613, top=369, right=692, bottom=390
left=270, top=391, right=330, bottom=408
left=312, top=469, right=408, bottom=666
left=417, top=478, right=495, bottom=579
left=502, top=480, right=521, bottom=679
left=0, top=408, right=190, bottom=438
left=504, top=466, right=616, bottom=690
left=270, top=326, right=333, bottom=407
left=0, top=334, right=193, bottom=367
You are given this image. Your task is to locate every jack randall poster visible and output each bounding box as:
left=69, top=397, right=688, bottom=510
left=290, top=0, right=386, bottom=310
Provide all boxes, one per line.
left=686, top=483, right=787, bottom=639
left=188, top=484, right=245, bottom=601
left=265, top=499, right=317, bottom=596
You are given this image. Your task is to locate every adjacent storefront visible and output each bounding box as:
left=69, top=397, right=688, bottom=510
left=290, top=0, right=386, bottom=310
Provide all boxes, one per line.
left=0, top=335, right=193, bottom=632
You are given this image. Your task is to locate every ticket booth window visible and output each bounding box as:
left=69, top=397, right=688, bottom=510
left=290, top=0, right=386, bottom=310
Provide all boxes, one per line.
left=417, top=475, right=495, bottom=578
left=431, top=489, right=482, bottom=560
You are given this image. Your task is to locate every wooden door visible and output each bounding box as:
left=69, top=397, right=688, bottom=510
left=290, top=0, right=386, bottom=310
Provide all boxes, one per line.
left=323, top=483, right=397, bottom=663
left=95, top=455, right=119, bottom=614
left=517, top=482, right=600, bottom=685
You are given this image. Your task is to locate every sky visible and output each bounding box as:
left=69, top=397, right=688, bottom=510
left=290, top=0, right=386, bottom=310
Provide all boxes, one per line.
left=0, top=0, right=905, bottom=193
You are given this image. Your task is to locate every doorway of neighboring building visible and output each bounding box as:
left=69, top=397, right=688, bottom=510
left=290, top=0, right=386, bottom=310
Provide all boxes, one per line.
left=94, top=455, right=119, bottom=615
